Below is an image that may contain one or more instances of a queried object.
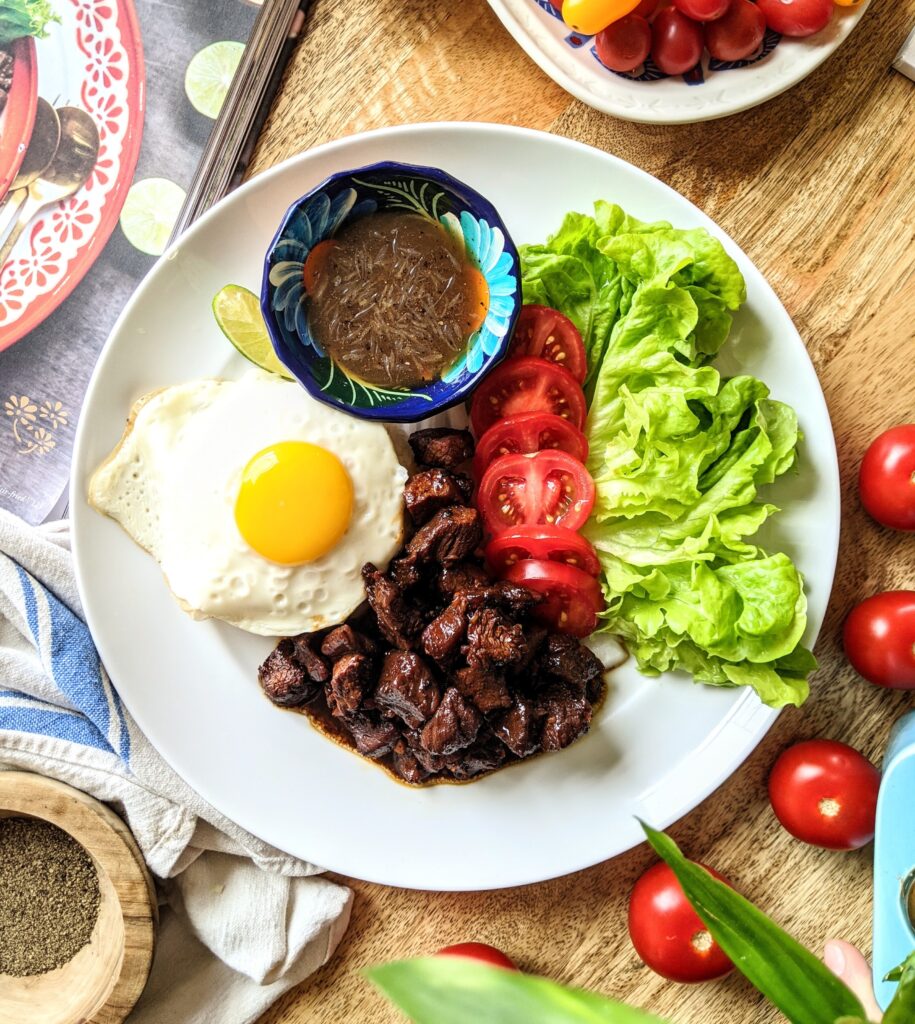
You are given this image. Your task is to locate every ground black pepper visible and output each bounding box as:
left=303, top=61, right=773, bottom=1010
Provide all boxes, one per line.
left=0, top=817, right=101, bottom=976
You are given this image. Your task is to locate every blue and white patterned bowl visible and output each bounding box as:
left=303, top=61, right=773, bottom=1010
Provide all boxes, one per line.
left=261, top=161, right=521, bottom=422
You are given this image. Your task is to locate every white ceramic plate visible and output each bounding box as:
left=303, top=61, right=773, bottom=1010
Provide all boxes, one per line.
left=486, top=0, right=869, bottom=124
left=71, top=123, right=840, bottom=891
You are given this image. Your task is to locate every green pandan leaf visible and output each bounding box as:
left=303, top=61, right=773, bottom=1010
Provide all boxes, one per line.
left=368, top=957, right=672, bottom=1024
left=642, top=824, right=867, bottom=1024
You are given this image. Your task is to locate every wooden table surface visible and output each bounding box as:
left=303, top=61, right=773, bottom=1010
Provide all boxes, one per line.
left=251, top=3, right=915, bottom=1021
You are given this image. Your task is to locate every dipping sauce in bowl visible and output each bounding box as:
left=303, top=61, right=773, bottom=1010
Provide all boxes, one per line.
left=307, top=211, right=488, bottom=388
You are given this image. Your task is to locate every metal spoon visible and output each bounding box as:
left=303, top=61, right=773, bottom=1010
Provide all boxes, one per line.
left=0, top=106, right=99, bottom=265
left=0, top=100, right=62, bottom=239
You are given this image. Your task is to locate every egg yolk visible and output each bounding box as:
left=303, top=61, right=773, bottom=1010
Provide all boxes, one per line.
left=235, top=441, right=353, bottom=564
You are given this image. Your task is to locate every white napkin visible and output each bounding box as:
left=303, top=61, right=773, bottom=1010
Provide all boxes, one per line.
left=0, top=508, right=352, bottom=1024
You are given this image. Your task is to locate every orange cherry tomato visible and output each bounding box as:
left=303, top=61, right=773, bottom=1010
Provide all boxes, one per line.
left=833, top=0, right=864, bottom=6
left=563, top=0, right=643, bottom=34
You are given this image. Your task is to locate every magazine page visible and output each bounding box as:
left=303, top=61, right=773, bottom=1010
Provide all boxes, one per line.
left=0, top=0, right=265, bottom=524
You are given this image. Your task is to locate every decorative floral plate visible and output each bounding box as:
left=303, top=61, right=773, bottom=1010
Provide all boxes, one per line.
left=0, top=0, right=145, bottom=350
left=485, top=0, right=869, bottom=124
left=0, top=38, right=38, bottom=201
left=263, top=161, right=520, bottom=422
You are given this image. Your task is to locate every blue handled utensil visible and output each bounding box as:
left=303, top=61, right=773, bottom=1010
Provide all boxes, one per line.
left=873, top=710, right=915, bottom=1008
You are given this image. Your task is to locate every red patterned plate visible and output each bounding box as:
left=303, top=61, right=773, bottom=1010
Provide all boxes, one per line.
left=0, top=0, right=145, bottom=350
left=0, top=37, right=38, bottom=201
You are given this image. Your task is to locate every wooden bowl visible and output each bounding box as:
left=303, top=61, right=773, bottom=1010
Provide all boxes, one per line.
left=0, top=772, right=157, bottom=1024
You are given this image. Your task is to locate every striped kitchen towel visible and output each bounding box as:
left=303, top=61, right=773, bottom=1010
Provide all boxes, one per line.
left=0, top=507, right=351, bottom=1023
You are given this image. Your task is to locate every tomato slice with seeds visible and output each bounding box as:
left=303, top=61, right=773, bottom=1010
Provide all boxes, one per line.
left=472, top=412, right=589, bottom=480
left=477, top=451, right=595, bottom=535
left=470, top=357, right=586, bottom=438
left=504, top=559, right=604, bottom=637
left=485, top=525, right=601, bottom=577
left=509, top=305, right=587, bottom=383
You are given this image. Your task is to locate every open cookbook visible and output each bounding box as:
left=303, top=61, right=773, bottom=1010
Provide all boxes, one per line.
left=0, top=0, right=306, bottom=524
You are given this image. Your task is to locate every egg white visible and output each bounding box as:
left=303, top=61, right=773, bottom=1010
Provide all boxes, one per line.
left=88, top=374, right=407, bottom=635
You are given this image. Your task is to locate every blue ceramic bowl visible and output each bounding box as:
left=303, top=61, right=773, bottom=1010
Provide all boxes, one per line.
left=261, top=161, right=521, bottom=422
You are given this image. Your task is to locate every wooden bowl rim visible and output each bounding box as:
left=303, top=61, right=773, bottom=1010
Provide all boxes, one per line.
left=0, top=771, right=157, bottom=1024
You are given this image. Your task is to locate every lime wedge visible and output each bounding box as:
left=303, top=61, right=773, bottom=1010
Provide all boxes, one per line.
left=119, top=177, right=186, bottom=256
left=213, top=284, right=292, bottom=379
left=185, top=41, right=245, bottom=119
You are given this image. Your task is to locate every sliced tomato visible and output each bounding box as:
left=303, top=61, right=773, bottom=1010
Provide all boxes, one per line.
left=504, top=559, right=604, bottom=637
left=509, top=305, right=587, bottom=383
left=473, top=412, right=589, bottom=480
left=486, top=525, right=601, bottom=577
left=470, top=357, right=586, bottom=437
left=477, top=451, right=595, bottom=535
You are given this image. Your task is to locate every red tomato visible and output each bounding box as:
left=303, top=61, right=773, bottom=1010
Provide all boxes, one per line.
left=504, top=559, right=604, bottom=637
left=549, top=0, right=563, bottom=10
left=596, top=15, right=652, bottom=72
left=486, top=524, right=601, bottom=577
left=632, top=0, right=659, bottom=16
left=651, top=8, right=704, bottom=75
left=510, top=306, right=587, bottom=383
left=470, top=357, right=586, bottom=437
left=768, top=740, right=880, bottom=850
left=437, top=942, right=517, bottom=970
left=477, top=450, right=596, bottom=534
left=843, top=591, right=915, bottom=690
left=472, top=412, right=588, bottom=480
left=704, top=0, right=765, bottom=58
left=673, top=0, right=729, bottom=20
left=756, top=0, right=832, bottom=36
left=628, top=862, right=735, bottom=983
left=858, top=425, right=915, bottom=532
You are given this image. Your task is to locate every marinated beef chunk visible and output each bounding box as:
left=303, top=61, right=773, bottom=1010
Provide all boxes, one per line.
left=405, top=505, right=482, bottom=566
left=464, top=608, right=527, bottom=668
left=539, top=634, right=603, bottom=695
left=513, top=624, right=549, bottom=675
left=362, top=563, right=423, bottom=649
left=438, top=562, right=489, bottom=597
left=539, top=685, right=592, bottom=751
left=348, top=714, right=400, bottom=759
left=327, top=653, right=374, bottom=718
left=258, top=639, right=319, bottom=707
left=406, top=733, right=460, bottom=775
left=448, top=734, right=507, bottom=780
left=388, top=556, right=422, bottom=591
left=320, top=624, right=377, bottom=660
left=403, top=469, right=469, bottom=525
left=390, top=748, right=429, bottom=785
left=375, top=651, right=440, bottom=729
left=459, top=580, right=540, bottom=617
left=452, top=664, right=512, bottom=713
left=408, top=427, right=474, bottom=470
left=291, top=633, right=331, bottom=683
left=421, top=598, right=468, bottom=664
left=420, top=686, right=482, bottom=755
left=495, top=697, right=541, bottom=757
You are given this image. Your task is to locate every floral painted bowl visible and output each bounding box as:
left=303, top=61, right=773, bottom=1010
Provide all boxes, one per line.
left=261, top=161, right=521, bottom=422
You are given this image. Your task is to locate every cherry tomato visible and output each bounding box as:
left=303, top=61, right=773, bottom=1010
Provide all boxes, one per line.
left=509, top=306, right=587, bottom=383
left=470, top=357, right=586, bottom=437
left=756, top=0, right=832, bottom=36
left=473, top=412, right=589, bottom=480
left=844, top=591, right=915, bottom=690
left=704, top=0, right=765, bottom=58
left=632, top=0, right=659, bottom=16
left=673, top=0, right=730, bottom=20
left=596, top=15, right=652, bottom=71
left=858, top=425, right=915, bottom=532
left=504, top=559, right=605, bottom=637
left=628, top=862, right=735, bottom=983
left=486, top=525, right=601, bottom=577
left=563, top=0, right=642, bottom=34
left=651, top=8, right=704, bottom=75
left=768, top=740, right=880, bottom=850
left=437, top=942, right=517, bottom=970
left=477, top=450, right=596, bottom=535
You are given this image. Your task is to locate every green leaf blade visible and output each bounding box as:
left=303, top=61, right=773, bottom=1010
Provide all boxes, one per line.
left=368, top=957, right=672, bottom=1024
left=641, top=824, right=866, bottom=1024
left=883, top=949, right=915, bottom=1023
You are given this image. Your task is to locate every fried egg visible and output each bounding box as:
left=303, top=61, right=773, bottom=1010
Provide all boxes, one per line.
left=88, top=374, right=407, bottom=635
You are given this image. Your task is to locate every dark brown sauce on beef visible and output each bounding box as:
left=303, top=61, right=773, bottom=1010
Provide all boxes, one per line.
left=307, top=212, right=487, bottom=389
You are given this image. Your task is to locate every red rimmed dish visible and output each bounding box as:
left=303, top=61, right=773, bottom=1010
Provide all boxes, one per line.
left=0, top=37, right=38, bottom=202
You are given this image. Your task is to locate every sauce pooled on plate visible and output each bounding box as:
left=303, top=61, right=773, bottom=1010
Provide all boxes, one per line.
left=305, top=212, right=488, bottom=388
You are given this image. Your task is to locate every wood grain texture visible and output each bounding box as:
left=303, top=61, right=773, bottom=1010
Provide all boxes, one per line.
left=252, top=2, right=915, bottom=1021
